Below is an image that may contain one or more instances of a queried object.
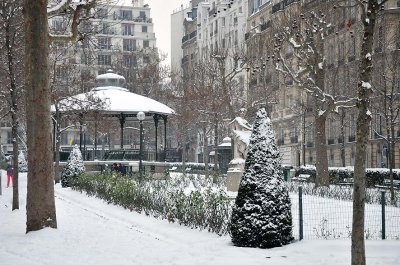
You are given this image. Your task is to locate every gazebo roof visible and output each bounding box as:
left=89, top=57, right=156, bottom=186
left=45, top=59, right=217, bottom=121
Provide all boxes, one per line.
left=53, top=85, right=174, bottom=118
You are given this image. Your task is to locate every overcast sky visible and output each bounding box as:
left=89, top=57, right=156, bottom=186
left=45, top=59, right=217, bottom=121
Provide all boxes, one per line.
left=144, top=0, right=190, bottom=66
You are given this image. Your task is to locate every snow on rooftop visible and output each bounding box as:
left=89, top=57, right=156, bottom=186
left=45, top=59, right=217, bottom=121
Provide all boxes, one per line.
left=96, top=72, right=125, bottom=80
left=53, top=86, right=174, bottom=116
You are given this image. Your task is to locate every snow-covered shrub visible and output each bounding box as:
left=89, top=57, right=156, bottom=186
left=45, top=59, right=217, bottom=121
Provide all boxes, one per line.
left=71, top=171, right=233, bottom=235
left=61, top=145, right=85, bottom=187
left=230, top=108, right=293, bottom=248
left=18, top=150, right=28, bottom=172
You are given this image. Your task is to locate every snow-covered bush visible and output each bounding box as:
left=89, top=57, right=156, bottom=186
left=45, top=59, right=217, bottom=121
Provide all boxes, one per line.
left=61, top=145, right=85, bottom=187
left=230, top=108, right=293, bottom=248
left=71, top=172, right=233, bottom=235
left=18, top=150, right=28, bottom=172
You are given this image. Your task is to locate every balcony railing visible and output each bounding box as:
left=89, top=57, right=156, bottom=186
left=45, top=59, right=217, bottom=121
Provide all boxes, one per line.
left=348, top=135, right=356, bottom=142
left=277, top=138, right=285, bottom=145
left=306, top=141, right=314, bottom=148
left=290, top=136, right=298, bottom=143
left=328, top=138, right=335, bottom=145
left=338, top=136, right=344, bottom=144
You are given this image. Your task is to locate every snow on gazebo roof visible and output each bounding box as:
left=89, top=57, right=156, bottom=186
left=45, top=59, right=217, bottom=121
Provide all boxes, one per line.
left=52, top=71, right=175, bottom=118
left=53, top=86, right=174, bottom=117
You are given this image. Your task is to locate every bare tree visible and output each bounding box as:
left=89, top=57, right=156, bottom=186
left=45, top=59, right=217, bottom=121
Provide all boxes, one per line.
left=370, top=24, right=400, bottom=203
left=0, top=0, right=25, bottom=210
left=274, top=8, right=354, bottom=187
left=23, top=0, right=95, bottom=233
left=343, top=0, right=388, bottom=264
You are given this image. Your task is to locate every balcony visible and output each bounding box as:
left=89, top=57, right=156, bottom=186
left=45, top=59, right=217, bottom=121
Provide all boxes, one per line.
left=306, top=141, right=314, bottom=148
left=348, top=135, right=356, bottom=142
left=328, top=138, right=335, bottom=145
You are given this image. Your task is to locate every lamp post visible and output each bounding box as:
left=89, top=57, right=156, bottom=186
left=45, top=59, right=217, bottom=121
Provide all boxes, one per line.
left=137, top=111, right=145, bottom=174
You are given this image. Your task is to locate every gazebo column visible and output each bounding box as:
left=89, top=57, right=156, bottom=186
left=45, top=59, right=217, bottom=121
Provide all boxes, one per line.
left=154, top=114, right=159, bottom=161
left=162, top=115, right=168, bottom=161
left=79, top=114, right=83, bottom=152
left=119, top=113, right=126, bottom=149
left=94, top=121, right=98, bottom=160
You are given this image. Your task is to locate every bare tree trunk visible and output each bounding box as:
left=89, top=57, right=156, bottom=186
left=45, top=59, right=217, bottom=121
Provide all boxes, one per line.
left=314, top=114, right=329, bottom=187
left=213, top=113, right=219, bottom=176
left=340, top=110, right=346, bottom=167
left=203, top=126, right=209, bottom=179
left=5, top=11, right=21, bottom=210
left=389, top=123, right=395, bottom=203
left=54, top=109, right=61, bottom=183
left=352, top=1, right=382, bottom=264
left=11, top=113, right=19, bottom=210
left=24, top=0, right=57, bottom=232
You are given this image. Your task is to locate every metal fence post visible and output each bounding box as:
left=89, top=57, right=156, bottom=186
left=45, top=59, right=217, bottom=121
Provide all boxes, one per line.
left=299, top=186, right=303, bottom=240
left=381, top=191, right=386, bottom=240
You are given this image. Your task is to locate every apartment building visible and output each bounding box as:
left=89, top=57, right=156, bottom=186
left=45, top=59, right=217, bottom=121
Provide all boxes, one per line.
left=245, top=0, right=400, bottom=168
left=48, top=0, right=158, bottom=94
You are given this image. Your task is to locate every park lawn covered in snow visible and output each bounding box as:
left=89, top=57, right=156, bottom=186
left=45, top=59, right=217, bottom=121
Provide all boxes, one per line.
left=1, top=171, right=400, bottom=265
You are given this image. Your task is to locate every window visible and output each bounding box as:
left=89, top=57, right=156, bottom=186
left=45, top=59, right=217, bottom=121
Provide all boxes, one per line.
left=123, top=55, right=137, bottom=68
left=139, top=11, right=146, bottom=19
left=98, top=37, right=112, bottom=50
left=7, top=131, right=12, bottom=144
left=120, top=10, right=132, bottom=20
left=328, top=45, right=334, bottom=65
left=349, top=37, right=356, bottom=59
left=143, top=40, right=149, bottom=48
left=97, top=8, right=108, bottom=19
left=52, top=20, right=66, bottom=32
left=375, top=114, right=383, bottom=137
left=377, top=26, right=383, bottom=52
left=98, top=54, right=111, bottom=65
left=101, top=22, right=112, bottom=34
left=338, top=41, right=344, bottom=63
left=142, top=25, right=147, bottom=33
left=122, top=24, right=133, bottom=36
left=123, top=39, right=136, bottom=51
left=328, top=119, right=335, bottom=140
left=350, top=0, right=357, bottom=21
left=80, top=54, right=92, bottom=65
left=349, top=113, right=356, bottom=140
left=396, top=22, right=400, bottom=49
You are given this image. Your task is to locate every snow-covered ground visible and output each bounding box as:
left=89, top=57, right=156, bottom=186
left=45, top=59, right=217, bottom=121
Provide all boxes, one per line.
left=1, top=171, right=399, bottom=265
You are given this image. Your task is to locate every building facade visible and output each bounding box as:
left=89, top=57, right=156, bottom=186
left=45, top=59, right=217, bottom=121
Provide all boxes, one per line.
left=173, top=0, right=400, bottom=168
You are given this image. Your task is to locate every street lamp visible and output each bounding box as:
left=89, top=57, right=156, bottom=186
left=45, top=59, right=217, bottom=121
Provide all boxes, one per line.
left=137, top=111, right=145, bottom=174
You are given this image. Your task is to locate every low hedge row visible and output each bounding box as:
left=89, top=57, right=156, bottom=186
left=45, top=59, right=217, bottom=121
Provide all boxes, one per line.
left=71, top=172, right=232, bottom=235
left=295, top=166, right=400, bottom=187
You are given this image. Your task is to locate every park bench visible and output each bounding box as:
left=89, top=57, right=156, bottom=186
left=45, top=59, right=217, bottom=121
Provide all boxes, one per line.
left=338, top=177, right=354, bottom=186
left=292, top=174, right=310, bottom=182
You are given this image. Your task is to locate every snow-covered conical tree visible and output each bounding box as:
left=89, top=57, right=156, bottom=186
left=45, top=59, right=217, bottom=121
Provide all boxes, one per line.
left=18, top=150, right=28, bottom=172
left=230, top=108, right=293, bottom=248
left=61, top=145, right=85, bottom=187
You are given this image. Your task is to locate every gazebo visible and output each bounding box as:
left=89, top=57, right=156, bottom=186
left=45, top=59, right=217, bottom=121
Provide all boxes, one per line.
left=52, top=70, right=175, bottom=161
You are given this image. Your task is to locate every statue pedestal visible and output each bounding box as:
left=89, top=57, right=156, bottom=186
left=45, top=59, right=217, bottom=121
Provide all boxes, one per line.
left=226, top=159, right=245, bottom=192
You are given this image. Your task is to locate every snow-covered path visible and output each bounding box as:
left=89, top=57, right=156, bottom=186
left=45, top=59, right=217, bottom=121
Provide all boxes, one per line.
left=1, top=172, right=400, bottom=265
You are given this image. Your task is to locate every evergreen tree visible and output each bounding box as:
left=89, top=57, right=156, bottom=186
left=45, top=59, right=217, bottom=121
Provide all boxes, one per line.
left=61, top=145, right=85, bottom=187
left=230, top=108, right=293, bottom=248
left=18, top=150, right=28, bottom=172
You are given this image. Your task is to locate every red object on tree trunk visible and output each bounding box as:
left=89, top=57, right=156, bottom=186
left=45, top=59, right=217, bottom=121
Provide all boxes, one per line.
left=347, top=19, right=352, bottom=29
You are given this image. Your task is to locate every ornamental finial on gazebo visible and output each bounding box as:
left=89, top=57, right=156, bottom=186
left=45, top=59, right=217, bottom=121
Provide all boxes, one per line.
left=96, top=69, right=126, bottom=88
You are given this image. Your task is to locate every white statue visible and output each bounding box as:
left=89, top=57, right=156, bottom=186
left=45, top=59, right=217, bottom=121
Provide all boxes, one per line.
left=229, top=108, right=252, bottom=160
left=227, top=108, right=252, bottom=191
